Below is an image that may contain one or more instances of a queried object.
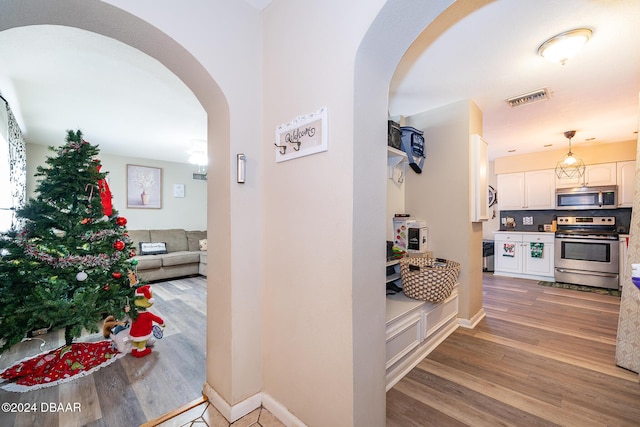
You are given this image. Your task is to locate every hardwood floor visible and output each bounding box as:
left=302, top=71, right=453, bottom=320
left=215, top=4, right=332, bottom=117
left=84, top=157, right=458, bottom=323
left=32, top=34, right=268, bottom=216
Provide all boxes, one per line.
left=0, top=276, right=207, bottom=427
left=387, top=273, right=640, bottom=427
left=4, top=273, right=639, bottom=426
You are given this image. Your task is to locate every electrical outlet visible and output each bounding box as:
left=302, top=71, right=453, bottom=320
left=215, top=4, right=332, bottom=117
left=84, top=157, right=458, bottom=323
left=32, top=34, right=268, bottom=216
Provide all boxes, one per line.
left=523, top=216, right=533, bottom=225
left=501, top=217, right=506, bottom=225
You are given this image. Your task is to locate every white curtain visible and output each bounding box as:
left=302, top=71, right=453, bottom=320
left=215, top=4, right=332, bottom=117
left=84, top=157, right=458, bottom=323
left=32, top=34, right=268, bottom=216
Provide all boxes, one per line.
left=2, top=101, right=26, bottom=231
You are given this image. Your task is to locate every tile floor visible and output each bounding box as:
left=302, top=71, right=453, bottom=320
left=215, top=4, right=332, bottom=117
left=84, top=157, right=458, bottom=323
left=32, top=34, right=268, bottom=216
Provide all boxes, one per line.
left=157, top=401, right=285, bottom=427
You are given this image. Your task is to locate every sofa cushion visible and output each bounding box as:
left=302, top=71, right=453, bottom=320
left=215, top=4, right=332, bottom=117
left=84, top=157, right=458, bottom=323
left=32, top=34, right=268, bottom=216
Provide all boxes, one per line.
left=139, top=242, right=168, bottom=255
left=135, top=255, right=163, bottom=270
left=187, top=230, right=207, bottom=251
left=150, top=229, right=188, bottom=252
left=128, top=230, right=151, bottom=254
left=161, top=251, right=201, bottom=267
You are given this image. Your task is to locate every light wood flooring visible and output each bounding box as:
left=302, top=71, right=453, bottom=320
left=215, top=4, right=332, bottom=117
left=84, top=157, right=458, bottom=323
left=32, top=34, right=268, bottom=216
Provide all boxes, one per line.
left=0, top=276, right=208, bottom=427
left=387, top=273, right=640, bottom=426
left=3, top=273, right=639, bottom=426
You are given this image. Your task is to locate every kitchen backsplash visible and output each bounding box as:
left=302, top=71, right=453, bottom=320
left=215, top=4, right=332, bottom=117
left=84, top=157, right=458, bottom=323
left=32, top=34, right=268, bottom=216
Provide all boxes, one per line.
left=499, top=208, right=632, bottom=234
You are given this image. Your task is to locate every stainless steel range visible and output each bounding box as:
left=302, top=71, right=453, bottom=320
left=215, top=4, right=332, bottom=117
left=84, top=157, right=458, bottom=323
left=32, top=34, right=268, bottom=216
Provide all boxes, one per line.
left=554, top=216, right=619, bottom=289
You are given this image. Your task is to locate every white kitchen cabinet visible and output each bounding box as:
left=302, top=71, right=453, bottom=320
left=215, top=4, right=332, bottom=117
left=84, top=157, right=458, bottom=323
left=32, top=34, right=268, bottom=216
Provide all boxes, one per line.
left=556, top=162, right=617, bottom=188
left=494, top=232, right=555, bottom=281
left=497, top=170, right=555, bottom=210
left=584, top=163, right=617, bottom=186
left=617, top=161, right=636, bottom=208
left=522, top=233, right=555, bottom=278
left=494, top=232, right=523, bottom=274
left=497, top=172, right=525, bottom=210
left=470, top=134, right=489, bottom=222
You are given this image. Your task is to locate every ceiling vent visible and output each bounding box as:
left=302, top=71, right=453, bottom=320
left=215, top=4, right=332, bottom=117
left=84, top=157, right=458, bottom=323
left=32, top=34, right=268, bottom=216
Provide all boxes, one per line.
left=506, top=88, right=550, bottom=107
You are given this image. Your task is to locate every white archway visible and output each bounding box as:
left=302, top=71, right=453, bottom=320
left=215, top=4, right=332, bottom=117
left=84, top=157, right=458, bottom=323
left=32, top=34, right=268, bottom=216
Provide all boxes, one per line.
left=0, top=0, right=234, bottom=412
left=352, top=1, right=492, bottom=424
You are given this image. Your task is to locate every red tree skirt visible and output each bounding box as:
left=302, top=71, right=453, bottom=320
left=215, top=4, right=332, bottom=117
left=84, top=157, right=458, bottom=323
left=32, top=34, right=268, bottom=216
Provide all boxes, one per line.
left=0, top=341, right=124, bottom=392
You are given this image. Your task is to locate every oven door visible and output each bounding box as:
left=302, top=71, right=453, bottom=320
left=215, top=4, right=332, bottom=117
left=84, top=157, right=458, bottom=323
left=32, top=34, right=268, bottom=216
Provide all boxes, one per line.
left=554, top=237, right=619, bottom=289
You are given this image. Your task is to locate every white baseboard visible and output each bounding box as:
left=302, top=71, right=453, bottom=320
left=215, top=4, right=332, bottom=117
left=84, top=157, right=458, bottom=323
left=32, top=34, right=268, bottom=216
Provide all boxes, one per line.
left=458, top=308, right=486, bottom=329
left=262, top=393, right=308, bottom=427
left=202, top=382, right=307, bottom=426
left=202, top=382, right=261, bottom=423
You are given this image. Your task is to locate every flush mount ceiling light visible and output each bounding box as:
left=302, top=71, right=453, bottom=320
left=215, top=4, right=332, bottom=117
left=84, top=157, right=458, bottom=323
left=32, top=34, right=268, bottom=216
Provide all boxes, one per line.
left=538, top=28, right=592, bottom=65
left=555, top=130, right=585, bottom=179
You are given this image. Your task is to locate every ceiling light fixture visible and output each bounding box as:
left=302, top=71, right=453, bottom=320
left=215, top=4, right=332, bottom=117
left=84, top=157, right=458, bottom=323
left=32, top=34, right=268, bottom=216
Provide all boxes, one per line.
left=188, top=139, right=208, bottom=172
left=555, top=130, right=585, bottom=179
left=538, top=28, right=592, bottom=65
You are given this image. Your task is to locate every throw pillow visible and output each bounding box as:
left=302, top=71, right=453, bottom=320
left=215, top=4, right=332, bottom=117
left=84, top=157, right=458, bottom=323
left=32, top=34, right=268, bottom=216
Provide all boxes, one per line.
left=199, top=239, right=208, bottom=251
left=139, top=242, right=168, bottom=255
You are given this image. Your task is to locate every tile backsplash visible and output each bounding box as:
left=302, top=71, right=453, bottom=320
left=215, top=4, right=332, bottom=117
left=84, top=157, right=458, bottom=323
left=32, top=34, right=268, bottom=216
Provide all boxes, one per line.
left=499, top=208, right=632, bottom=234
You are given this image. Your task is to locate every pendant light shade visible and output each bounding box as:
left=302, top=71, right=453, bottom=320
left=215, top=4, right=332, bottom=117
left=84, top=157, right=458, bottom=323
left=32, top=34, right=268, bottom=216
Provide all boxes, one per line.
left=555, top=130, right=585, bottom=179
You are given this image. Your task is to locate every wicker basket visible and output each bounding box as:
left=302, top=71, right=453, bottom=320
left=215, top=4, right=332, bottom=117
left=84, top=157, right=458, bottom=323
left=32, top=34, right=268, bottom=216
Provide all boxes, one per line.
left=399, top=257, right=460, bottom=302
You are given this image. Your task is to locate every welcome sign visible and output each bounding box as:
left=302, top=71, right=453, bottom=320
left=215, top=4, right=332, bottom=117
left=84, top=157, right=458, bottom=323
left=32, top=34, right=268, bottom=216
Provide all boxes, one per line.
left=274, top=107, right=328, bottom=162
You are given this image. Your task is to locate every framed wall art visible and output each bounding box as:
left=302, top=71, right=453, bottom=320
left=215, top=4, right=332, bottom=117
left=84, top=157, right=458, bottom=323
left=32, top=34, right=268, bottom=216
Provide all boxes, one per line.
left=127, top=164, right=162, bottom=209
left=274, top=107, right=328, bottom=162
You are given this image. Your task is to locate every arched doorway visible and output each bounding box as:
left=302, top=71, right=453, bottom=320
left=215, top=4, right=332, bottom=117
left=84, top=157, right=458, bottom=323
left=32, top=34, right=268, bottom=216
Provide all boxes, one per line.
left=0, top=0, right=232, bottom=421
left=352, top=1, right=491, bottom=424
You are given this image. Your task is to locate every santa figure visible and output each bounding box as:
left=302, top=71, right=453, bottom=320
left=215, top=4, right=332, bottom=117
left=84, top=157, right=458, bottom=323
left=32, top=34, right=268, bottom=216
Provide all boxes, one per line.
left=130, top=285, right=165, bottom=358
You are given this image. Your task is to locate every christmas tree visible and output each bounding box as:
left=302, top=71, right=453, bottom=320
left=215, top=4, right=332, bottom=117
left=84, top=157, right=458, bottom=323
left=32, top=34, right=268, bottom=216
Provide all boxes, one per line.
left=0, top=130, right=140, bottom=353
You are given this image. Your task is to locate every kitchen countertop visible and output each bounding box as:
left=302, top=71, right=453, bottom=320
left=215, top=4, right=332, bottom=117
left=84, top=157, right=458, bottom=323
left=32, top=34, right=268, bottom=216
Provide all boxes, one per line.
left=494, top=230, right=555, bottom=234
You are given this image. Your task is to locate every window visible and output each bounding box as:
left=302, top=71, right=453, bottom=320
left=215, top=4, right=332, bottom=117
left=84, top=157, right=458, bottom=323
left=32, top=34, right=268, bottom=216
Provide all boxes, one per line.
left=0, top=134, right=11, bottom=231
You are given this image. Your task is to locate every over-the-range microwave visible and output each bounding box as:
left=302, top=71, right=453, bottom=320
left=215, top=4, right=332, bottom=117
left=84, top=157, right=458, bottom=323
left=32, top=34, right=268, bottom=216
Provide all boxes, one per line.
left=555, top=185, right=617, bottom=210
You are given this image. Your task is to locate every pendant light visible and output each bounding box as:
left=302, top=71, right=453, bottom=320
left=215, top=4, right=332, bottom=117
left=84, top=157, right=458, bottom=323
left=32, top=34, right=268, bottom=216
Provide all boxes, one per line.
left=555, top=130, right=585, bottom=179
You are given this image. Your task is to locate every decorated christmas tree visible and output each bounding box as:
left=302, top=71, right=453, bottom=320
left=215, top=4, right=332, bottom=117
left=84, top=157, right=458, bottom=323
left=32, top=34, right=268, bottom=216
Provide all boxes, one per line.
left=0, top=130, right=140, bottom=353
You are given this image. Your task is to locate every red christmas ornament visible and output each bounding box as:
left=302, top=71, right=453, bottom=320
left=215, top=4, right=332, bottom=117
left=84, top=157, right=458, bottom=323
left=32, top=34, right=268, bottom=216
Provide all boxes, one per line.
left=113, top=240, right=125, bottom=251
left=81, top=218, right=91, bottom=225
left=129, top=250, right=136, bottom=258
left=116, top=217, right=127, bottom=226
left=112, top=272, right=122, bottom=279
left=103, top=284, right=110, bottom=291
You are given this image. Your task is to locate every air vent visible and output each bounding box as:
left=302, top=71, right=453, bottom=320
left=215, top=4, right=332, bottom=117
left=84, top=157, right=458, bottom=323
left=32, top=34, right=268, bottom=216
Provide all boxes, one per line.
left=192, top=173, right=207, bottom=181
left=506, top=88, right=550, bottom=107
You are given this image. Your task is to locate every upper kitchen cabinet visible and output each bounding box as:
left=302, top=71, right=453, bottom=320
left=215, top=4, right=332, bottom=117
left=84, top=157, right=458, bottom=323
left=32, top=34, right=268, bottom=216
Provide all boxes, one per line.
left=556, top=162, right=617, bottom=188
left=497, top=170, right=555, bottom=210
left=470, top=134, right=489, bottom=222
left=617, top=161, right=636, bottom=208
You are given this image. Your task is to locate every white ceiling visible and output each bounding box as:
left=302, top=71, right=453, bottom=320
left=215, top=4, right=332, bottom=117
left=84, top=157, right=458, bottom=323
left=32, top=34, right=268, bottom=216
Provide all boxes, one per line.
left=0, top=0, right=638, bottom=164
left=0, top=25, right=207, bottom=165
left=390, top=0, right=640, bottom=159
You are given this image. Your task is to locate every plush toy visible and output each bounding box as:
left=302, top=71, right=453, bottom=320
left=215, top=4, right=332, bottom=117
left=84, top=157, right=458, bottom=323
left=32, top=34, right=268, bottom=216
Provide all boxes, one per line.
left=102, top=315, right=126, bottom=338
left=129, top=285, right=165, bottom=358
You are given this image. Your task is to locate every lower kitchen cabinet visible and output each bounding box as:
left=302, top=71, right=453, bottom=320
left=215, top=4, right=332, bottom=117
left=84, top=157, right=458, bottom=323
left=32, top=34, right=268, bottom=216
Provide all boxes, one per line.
left=494, top=232, right=555, bottom=281
left=385, top=286, right=459, bottom=390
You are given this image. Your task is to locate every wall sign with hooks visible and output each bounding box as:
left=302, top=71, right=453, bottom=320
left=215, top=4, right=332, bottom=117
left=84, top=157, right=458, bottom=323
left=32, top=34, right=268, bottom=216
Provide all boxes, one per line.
left=274, top=107, right=327, bottom=162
